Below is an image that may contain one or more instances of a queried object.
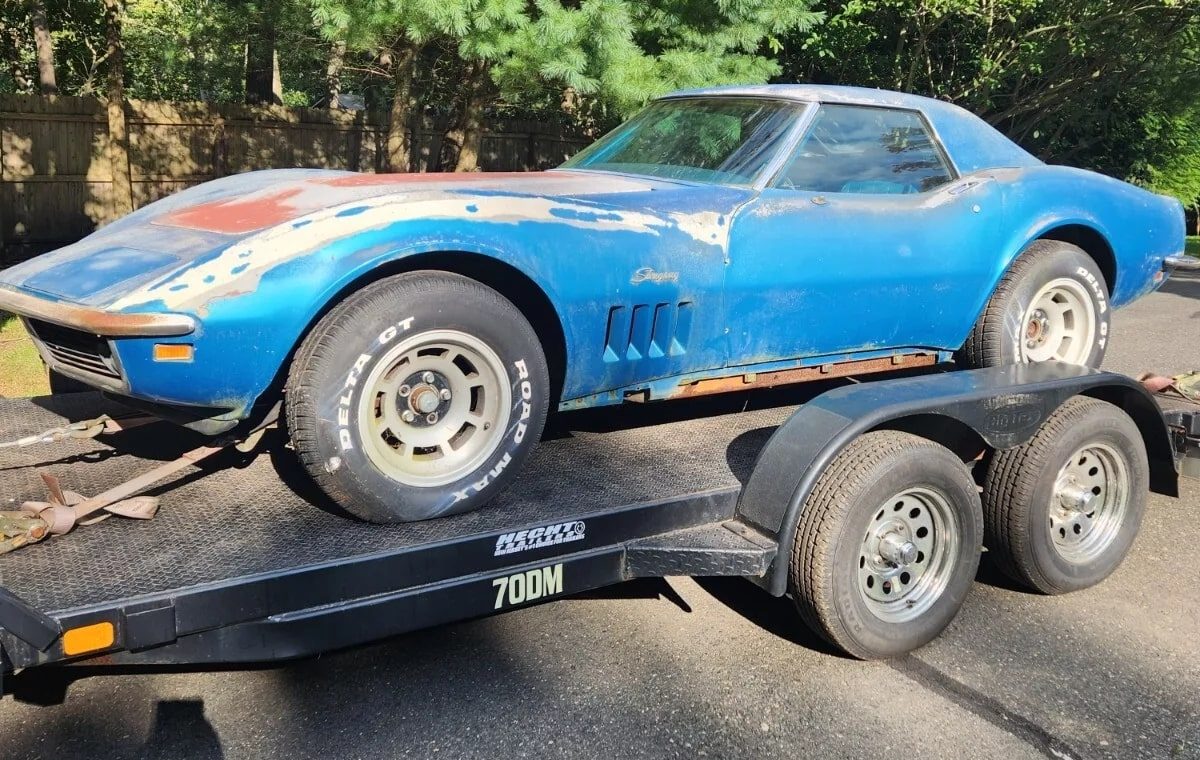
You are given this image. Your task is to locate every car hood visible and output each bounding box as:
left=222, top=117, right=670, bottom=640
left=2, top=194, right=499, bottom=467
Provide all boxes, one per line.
left=0, top=168, right=693, bottom=312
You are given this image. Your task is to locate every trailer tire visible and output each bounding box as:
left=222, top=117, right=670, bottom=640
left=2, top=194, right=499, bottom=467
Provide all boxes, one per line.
left=982, top=396, right=1147, bottom=594
left=957, top=240, right=1109, bottom=368
left=286, top=271, right=549, bottom=523
left=790, top=430, right=983, bottom=659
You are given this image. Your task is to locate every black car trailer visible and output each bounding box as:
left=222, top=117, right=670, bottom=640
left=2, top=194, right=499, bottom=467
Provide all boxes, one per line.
left=0, top=363, right=1196, bottom=692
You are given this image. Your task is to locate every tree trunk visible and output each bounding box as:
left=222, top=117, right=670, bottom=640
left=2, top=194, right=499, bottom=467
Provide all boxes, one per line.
left=103, top=0, right=133, bottom=218
left=271, top=49, right=283, bottom=101
left=385, top=42, right=419, bottom=173
left=30, top=0, right=58, bottom=95
left=326, top=40, right=346, bottom=108
left=451, top=63, right=493, bottom=173
left=245, top=3, right=281, bottom=105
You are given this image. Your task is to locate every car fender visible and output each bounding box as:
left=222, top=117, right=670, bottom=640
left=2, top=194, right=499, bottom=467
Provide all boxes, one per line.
left=981, top=167, right=1179, bottom=311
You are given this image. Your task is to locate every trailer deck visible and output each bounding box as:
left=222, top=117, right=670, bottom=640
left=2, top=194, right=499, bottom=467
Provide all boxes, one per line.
left=2, top=365, right=1194, bottom=682
left=0, top=388, right=810, bottom=673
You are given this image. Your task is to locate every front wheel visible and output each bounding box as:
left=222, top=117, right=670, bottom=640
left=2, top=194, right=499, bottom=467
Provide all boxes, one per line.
left=957, top=240, right=1110, bottom=369
left=286, top=271, right=550, bottom=523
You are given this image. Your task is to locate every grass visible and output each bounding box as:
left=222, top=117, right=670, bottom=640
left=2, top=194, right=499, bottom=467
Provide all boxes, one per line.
left=0, top=312, right=50, bottom=398
left=1187, top=235, right=1200, bottom=258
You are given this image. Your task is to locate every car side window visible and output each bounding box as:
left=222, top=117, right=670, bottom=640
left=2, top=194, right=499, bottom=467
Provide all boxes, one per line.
left=774, top=104, right=954, bottom=195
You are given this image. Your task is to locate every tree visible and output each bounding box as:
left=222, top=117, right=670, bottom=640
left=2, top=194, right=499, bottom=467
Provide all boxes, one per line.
left=102, top=0, right=133, bottom=216
left=30, top=0, right=58, bottom=95
left=246, top=0, right=283, bottom=104
left=313, top=0, right=446, bottom=170
left=788, top=0, right=1200, bottom=202
left=326, top=38, right=346, bottom=107
left=498, top=0, right=823, bottom=127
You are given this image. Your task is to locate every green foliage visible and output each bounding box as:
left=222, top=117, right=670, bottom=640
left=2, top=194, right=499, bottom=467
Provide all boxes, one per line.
left=789, top=0, right=1200, bottom=205
left=499, top=0, right=822, bottom=118
left=2, top=0, right=1199, bottom=204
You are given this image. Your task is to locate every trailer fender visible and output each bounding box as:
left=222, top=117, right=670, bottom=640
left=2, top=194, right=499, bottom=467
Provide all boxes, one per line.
left=736, top=363, right=1178, bottom=596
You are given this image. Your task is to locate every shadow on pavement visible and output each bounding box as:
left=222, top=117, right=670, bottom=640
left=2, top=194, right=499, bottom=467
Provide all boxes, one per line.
left=1161, top=267, right=1200, bottom=301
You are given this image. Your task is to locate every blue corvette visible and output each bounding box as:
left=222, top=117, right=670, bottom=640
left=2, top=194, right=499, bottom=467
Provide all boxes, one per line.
left=0, top=85, right=1188, bottom=522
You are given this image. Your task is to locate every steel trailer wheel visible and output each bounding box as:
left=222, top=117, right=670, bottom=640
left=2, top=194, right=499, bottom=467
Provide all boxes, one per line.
left=790, top=430, right=983, bottom=659
left=958, top=240, right=1109, bottom=369
left=982, top=396, right=1148, bottom=594
left=286, top=271, right=550, bottom=523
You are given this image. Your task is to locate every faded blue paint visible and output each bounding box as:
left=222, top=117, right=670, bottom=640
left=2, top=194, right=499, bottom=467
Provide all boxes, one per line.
left=0, top=87, right=1184, bottom=427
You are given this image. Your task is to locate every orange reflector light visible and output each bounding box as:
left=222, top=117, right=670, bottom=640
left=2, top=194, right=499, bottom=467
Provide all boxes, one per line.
left=153, top=343, right=194, bottom=362
left=62, top=621, right=115, bottom=656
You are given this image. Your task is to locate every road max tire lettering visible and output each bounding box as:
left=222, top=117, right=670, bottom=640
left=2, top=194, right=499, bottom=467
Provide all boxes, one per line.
left=514, top=359, right=533, bottom=444
left=493, top=564, right=563, bottom=609
left=450, top=357, right=533, bottom=504
left=336, top=317, right=414, bottom=451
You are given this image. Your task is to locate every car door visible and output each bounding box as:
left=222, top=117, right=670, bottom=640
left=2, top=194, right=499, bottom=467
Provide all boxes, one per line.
left=724, top=103, right=1006, bottom=363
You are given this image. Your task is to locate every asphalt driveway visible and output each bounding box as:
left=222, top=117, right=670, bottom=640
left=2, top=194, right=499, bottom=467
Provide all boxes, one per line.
left=2, top=268, right=1198, bottom=760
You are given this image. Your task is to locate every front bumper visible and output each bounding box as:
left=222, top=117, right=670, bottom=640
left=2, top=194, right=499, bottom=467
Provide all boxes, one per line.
left=0, top=285, right=196, bottom=337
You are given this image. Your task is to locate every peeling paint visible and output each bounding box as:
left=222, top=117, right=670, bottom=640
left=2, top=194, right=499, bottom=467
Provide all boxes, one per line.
left=112, top=187, right=727, bottom=312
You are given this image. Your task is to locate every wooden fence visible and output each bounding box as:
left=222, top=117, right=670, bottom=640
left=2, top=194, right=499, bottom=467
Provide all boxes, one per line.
left=0, top=94, right=590, bottom=264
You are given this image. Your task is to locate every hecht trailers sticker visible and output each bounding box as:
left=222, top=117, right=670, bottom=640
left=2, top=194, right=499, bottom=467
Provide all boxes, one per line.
left=494, top=521, right=586, bottom=556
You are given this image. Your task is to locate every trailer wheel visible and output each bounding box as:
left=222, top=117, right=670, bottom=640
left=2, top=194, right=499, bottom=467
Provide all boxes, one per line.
left=790, top=430, right=983, bottom=659
left=286, top=271, right=550, bottom=523
left=982, top=396, right=1147, bottom=594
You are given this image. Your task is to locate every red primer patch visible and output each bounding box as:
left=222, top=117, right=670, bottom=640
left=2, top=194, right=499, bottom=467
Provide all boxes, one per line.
left=158, top=187, right=305, bottom=233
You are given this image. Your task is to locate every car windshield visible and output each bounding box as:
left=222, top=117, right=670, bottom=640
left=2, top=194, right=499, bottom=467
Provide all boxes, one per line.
left=561, top=97, right=803, bottom=185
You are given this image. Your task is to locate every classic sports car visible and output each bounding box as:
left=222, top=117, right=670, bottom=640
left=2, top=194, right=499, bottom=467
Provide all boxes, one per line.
left=0, top=85, right=1188, bottom=522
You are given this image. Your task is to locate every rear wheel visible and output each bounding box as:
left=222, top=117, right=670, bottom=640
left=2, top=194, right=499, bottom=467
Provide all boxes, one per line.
left=958, top=240, right=1109, bottom=368
left=286, top=271, right=549, bottom=523
left=790, top=430, right=983, bottom=659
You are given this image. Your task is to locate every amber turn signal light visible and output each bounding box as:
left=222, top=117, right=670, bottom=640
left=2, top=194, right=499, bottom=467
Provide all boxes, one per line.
left=62, top=621, right=115, bottom=656
left=153, top=343, right=194, bottom=362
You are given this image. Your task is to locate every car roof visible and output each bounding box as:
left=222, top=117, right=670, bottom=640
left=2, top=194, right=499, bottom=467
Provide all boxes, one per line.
left=659, top=84, right=1042, bottom=173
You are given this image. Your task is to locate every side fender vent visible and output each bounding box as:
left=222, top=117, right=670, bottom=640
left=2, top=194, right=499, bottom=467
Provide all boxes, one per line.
left=604, top=301, right=692, bottom=363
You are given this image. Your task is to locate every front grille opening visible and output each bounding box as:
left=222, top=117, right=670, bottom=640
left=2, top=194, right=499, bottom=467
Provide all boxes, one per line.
left=26, top=319, right=122, bottom=381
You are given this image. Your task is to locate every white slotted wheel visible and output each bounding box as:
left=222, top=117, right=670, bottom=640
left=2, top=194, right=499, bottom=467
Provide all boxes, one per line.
left=1019, top=278, right=1098, bottom=364
left=357, top=329, right=512, bottom=488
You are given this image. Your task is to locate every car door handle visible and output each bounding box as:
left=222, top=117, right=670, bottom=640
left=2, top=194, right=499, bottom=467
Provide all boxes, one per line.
left=948, top=180, right=982, bottom=195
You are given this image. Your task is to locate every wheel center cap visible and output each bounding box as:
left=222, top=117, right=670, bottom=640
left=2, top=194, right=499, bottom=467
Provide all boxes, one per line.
left=878, top=532, right=919, bottom=567
left=411, top=386, right=441, bottom=414
left=1026, top=309, right=1049, bottom=343
left=1056, top=480, right=1096, bottom=513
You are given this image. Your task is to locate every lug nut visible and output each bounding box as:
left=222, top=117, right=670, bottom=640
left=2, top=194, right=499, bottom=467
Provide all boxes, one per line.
left=422, top=371, right=435, bottom=384
left=426, top=412, right=439, bottom=424
left=401, top=410, right=416, bottom=423
left=439, top=388, right=452, bottom=401
left=398, top=384, right=411, bottom=397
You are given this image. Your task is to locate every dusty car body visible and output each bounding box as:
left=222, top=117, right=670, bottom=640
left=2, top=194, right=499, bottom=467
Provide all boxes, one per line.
left=0, top=85, right=1185, bottom=435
